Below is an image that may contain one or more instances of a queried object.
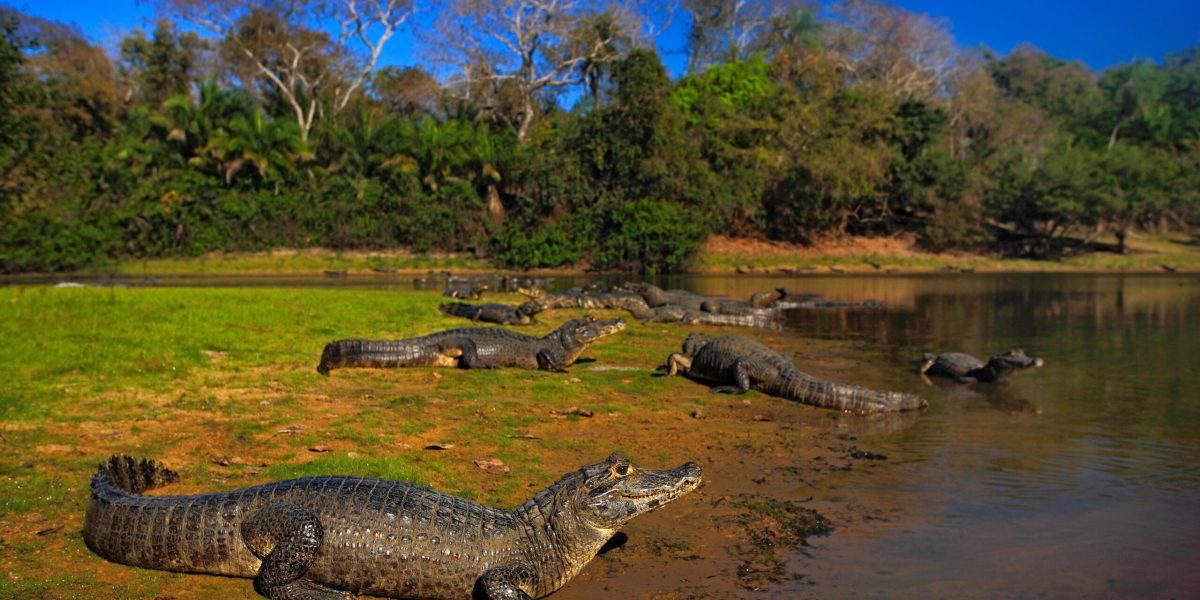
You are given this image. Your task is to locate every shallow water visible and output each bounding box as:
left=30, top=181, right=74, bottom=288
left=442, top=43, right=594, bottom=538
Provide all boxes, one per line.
left=689, top=273, right=1200, bottom=599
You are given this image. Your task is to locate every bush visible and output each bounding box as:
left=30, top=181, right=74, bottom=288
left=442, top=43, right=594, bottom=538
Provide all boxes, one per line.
left=592, top=200, right=706, bottom=274
left=491, top=216, right=594, bottom=270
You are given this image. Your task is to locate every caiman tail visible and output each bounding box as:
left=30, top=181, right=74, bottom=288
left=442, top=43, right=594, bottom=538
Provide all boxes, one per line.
left=775, top=372, right=927, bottom=413
left=317, top=339, right=433, bottom=374
left=83, top=456, right=258, bottom=578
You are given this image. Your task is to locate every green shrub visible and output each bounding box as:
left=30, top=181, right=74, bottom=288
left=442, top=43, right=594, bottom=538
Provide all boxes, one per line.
left=592, top=200, right=705, bottom=274
left=491, top=217, right=594, bottom=269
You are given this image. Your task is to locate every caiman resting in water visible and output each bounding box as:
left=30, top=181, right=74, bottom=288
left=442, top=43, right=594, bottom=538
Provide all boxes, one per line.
left=317, top=317, right=626, bottom=374
left=920, top=349, right=1044, bottom=383
left=84, top=453, right=701, bottom=600
left=667, top=333, right=927, bottom=413
left=438, top=301, right=544, bottom=325
left=442, top=283, right=488, bottom=300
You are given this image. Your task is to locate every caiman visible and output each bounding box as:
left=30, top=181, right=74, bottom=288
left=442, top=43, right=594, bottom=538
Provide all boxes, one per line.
left=442, top=283, right=488, bottom=300
left=667, top=333, right=927, bottom=413
left=83, top=453, right=701, bottom=600
left=438, top=301, right=544, bottom=326
left=920, top=349, right=1044, bottom=383
left=624, top=283, right=708, bottom=311
left=317, top=317, right=626, bottom=374
left=623, top=304, right=781, bottom=329
left=535, top=290, right=651, bottom=313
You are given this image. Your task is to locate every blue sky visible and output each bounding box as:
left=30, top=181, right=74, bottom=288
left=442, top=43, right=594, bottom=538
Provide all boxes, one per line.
left=10, top=0, right=1200, bottom=76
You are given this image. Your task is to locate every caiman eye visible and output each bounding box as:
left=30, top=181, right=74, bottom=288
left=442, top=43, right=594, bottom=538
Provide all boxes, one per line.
left=612, top=464, right=633, bottom=477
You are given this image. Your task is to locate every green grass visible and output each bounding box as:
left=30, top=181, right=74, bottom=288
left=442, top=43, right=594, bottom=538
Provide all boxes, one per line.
left=0, top=285, right=706, bottom=598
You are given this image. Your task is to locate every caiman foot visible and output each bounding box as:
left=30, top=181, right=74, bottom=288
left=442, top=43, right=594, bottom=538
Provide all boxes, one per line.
left=475, top=564, right=535, bottom=600
left=261, top=578, right=352, bottom=600
left=710, top=386, right=746, bottom=394
left=665, top=353, right=691, bottom=376
left=536, top=350, right=569, bottom=373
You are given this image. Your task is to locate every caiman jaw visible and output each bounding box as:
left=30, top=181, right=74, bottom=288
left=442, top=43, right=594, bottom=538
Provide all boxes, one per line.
left=618, top=462, right=702, bottom=512
left=581, top=318, right=628, bottom=342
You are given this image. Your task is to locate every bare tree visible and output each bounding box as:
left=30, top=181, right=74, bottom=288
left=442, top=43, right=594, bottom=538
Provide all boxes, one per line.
left=424, top=0, right=656, bottom=141
left=683, top=0, right=811, bottom=74
left=156, top=0, right=416, bottom=140
left=828, top=0, right=959, bottom=100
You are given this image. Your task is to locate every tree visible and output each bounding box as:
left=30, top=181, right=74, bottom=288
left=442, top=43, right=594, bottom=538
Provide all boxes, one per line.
left=371, top=66, right=443, bottom=116
left=683, top=0, right=811, bottom=74
left=989, top=46, right=1108, bottom=146
left=1100, top=60, right=1171, bottom=149
left=156, top=0, right=416, bottom=141
left=120, top=19, right=207, bottom=108
left=828, top=0, right=959, bottom=100
left=425, top=0, right=650, bottom=141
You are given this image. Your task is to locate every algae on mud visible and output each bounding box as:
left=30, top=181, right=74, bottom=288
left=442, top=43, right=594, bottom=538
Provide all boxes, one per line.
left=0, top=285, right=903, bottom=599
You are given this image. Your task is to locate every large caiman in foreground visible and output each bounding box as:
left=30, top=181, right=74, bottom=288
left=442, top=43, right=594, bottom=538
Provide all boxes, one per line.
left=84, top=453, right=701, bottom=600
left=667, top=333, right=927, bottom=413
left=317, top=317, right=625, bottom=374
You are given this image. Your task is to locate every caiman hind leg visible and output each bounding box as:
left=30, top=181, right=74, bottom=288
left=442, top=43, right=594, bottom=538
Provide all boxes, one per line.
left=711, top=358, right=752, bottom=394
left=474, top=564, right=535, bottom=600
left=455, top=339, right=500, bottom=369
left=240, top=502, right=351, bottom=600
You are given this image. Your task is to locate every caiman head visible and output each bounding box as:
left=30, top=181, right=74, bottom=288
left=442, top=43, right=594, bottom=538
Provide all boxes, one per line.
left=681, top=333, right=712, bottom=357
left=986, top=348, right=1045, bottom=374
left=550, top=453, right=702, bottom=532
left=918, top=352, right=939, bottom=374
left=516, top=300, right=545, bottom=317
left=558, top=316, right=627, bottom=344
left=516, top=285, right=546, bottom=300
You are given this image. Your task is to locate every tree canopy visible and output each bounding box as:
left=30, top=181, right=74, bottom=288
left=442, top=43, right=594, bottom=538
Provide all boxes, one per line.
left=0, top=0, right=1197, bottom=273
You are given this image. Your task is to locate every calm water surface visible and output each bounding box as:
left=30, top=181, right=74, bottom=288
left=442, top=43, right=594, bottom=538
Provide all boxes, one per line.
left=678, top=273, right=1200, bottom=599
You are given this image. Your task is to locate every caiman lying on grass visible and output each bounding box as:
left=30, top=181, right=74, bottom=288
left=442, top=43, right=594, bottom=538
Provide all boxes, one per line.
left=317, top=317, right=626, bottom=374
left=438, top=301, right=544, bottom=325
left=84, top=453, right=701, bottom=600
left=667, top=333, right=927, bottom=413
left=920, top=349, right=1044, bottom=383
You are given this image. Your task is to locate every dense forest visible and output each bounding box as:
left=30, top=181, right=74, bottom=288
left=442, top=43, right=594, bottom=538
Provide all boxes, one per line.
left=1, top=0, right=1198, bottom=273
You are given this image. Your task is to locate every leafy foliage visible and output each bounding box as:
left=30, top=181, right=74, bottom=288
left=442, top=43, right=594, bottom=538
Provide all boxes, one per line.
left=0, top=5, right=1198, bottom=272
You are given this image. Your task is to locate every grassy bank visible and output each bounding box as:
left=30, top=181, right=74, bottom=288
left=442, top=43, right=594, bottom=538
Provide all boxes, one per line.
left=0, top=285, right=892, bottom=598
left=42, top=233, right=1199, bottom=279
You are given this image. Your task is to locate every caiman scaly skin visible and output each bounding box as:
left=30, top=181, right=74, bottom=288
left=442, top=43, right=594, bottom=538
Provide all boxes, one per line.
left=621, top=304, right=781, bottom=329
left=625, top=283, right=708, bottom=310
left=84, top=454, right=702, bottom=600
left=920, top=349, right=1044, bottom=383
left=317, top=317, right=626, bottom=374
left=667, top=333, right=927, bottom=413
left=438, top=301, right=544, bottom=326
left=533, top=290, right=652, bottom=313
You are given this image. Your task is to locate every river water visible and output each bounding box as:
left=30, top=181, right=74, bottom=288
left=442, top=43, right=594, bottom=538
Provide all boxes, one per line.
left=669, top=273, right=1200, bottom=599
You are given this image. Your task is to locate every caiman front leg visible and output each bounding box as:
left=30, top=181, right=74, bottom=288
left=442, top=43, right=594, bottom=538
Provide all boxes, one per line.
left=535, top=349, right=570, bottom=372
left=240, top=502, right=350, bottom=600
left=474, top=564, right=535, bottom=600
left=711, top=359, right=752, bottom=394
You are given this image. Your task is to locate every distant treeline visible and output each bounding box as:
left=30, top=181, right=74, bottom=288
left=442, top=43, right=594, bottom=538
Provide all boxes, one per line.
left=1, top=1, right=1198, bottom=273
